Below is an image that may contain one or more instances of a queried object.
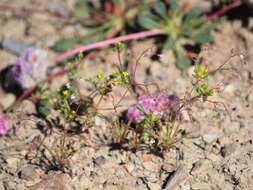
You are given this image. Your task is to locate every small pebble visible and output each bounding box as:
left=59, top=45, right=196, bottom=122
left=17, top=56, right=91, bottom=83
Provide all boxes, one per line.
left=224, top=84, right=236, bottom=96
left=125, top=163, right=135, bottom=173
left=220, top=144, right=236, bottom=157
left=247, top=92, right=253, bottom=103
left=1, top=38, right=31, bottom=56
left=181, top=183, right=191, bottom=190
left=48, top=1, right=69, bottom=17
left=0, top=93, right=15, bottom=109
left=6, top=157, right=19, bottom=169
left=202, top=133, right=218, bottom=144
left=93, top=156, right=106, bottom=166
left=18, top=166, right=38, bottom=180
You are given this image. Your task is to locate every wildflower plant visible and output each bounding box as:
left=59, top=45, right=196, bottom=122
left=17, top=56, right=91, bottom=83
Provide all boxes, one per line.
left=6, top=48, right=49, bottom=89
left=53, top=0, right=216, bottom=71
left=33, top=41, right=245, bottom=164
left=39, top=135, right=77, bottom=172
left=36, top=53, right=96, bottom=132
left=111, top=47, right=245, bottom=151
left=53, top=0, right=155, bottom=52
left=138, top=0, right=216, bottom=69
left=86, top=43, right=131, bottom=107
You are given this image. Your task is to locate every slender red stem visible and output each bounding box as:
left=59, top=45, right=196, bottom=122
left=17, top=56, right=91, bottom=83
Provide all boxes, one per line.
left=51, top=29, right=164, bottom=64
left=206, top=0, right=242, bottom=21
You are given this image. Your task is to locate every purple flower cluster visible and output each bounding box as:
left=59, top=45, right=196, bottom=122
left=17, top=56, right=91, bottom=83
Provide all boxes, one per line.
left=7, top=48, right=49, bottom=89
left=0, top=112, right=9, bottom=136
left=127, top=94, right=180, bottom=122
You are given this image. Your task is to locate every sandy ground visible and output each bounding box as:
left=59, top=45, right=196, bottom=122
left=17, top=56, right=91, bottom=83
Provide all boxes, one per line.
left=0, top=1, right=253, bottom=190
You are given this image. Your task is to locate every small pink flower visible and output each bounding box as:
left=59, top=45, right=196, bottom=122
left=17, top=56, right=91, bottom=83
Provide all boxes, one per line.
left=127, top=94, right=180, bottom=122
left=154, top=94, right=170, bottom=113
left=7, top=47, right=49, bottom=89
left=167, top=95, right=180, bottom=112
left=138, top=95, right=156, bottom=112
left=0, top=113, right=9, bottom=136
left=127, top=106, right=144, bottom=122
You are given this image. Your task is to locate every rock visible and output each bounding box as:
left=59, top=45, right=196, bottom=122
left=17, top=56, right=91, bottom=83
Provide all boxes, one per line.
left=190, top=159, right=211, bottom=176
left=93, top=156, right=106, bottom=166
left=191, top=182, right=209, bottom=189
left=1, top=38, right=31, bottom=56
left=0, top=93, right=15, bottom=109
left=163, top=165, right=188, bottom=190
left=224, top=84, right=236, bottom=96
left=220, top=144, right=237, bottom=157
left=48, top=1, right=69, bottom=17
left=142, top=153, right=152, bottom=162
left=143, top=161, right=157, bottom=172
left=6, top=157, right=19, bottom=170
left=28, top=173, right=70, bottom=190
left=18, top=166, right=39, bottom=181
left=150, top=62, right=166, bottom=79
left=125, top=163, right=135, bottom=173
left=94, top=116, right=104, bottom=127
left=181, top=183, right=191, bottom=190
left=202, top=133, right=218, bottom=144
left=190, top=160, right=203, bottom=176
left=159, top=50, right=175, bottom=66
left=0, top=181, right=4, bottom=190
left=3, top=180, right=17, bottom=190
left=187, top=66, right=195, bottom=77
left=246, top=92, right=253, bottom=103
left=0, top=50, right=16, bottom=70
left=223, top=121, right=240, bottom=135
left=75, top=175, right=92, bottom=189
left=148, top=182, right=160, bottom=190
left=0, top=20, right=26, bottom=39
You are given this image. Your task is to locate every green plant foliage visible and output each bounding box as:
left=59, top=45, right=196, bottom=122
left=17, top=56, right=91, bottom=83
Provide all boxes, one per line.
left=52, top=28, right=110, bottom=52
left=138, top=0, right=216, bottom=69
left=34, top=42, right=243, bottom=156
left=52, top=0, right=155, bottom=52
left=192, top=65, right=216, bottom=98
left=53, top=0, right=216, bottom=70
left=36, top=99, right=52, bottom=118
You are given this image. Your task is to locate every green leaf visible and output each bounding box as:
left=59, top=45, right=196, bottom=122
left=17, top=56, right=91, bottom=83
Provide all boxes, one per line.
left=36, top=100, right=51, bottom=118
left=189, top=23, right=215, bottom=44
left=169, top=0, right=178, bottom=15
left=138, top=11, right=161, bottom=29
left=79, top=32, right=106, bottom=44
left=163, top=38, right=175, bottom=50
left=176, top=55, right=191, bottom=70
left=175, top=43, right=191, bottom=70
left=74, top=0, right=92, bottom=18
left=52, top=27, right=110, bottom=52
left=52, top=38, right=81, bottom=52
left=183, top=7, right=203, bottom=24
left=153, top=0, right=168, bottom=19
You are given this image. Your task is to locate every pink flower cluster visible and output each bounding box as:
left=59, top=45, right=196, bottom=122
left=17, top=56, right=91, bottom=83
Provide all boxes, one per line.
left=0, top=112, right=9, bottom=136
left=7, top=48, right=49, bottom=89
left=127, top=94, right=179, bottom=122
